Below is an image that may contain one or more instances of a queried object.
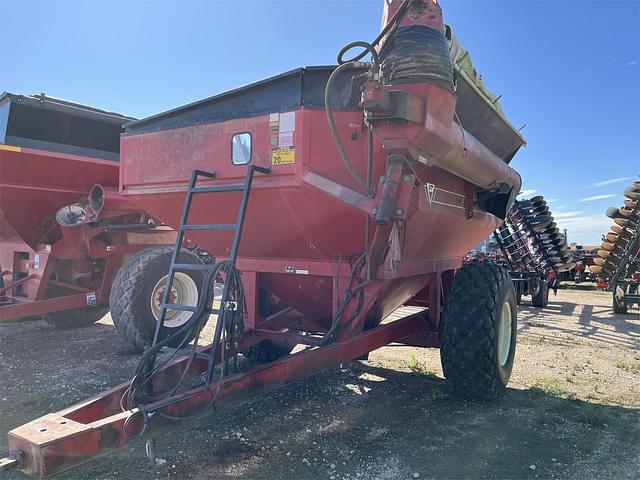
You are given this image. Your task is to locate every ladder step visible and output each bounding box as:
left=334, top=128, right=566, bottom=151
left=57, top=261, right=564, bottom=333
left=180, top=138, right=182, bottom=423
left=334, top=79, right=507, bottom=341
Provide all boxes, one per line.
left=161, top=304, right=220, bottom=314
left=181, top=224, right=236, bottom=231
left=194, top=169, right=216, bottom=179
left=190, top=183, right=245, bottom=194
left=172, top=263, right=218, bottom=271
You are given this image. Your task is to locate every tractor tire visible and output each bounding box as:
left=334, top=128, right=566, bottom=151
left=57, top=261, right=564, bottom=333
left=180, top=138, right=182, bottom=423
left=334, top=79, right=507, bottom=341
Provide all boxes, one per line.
left=243, top=340, right=293, bottom=363
left=110, top=246, right=204, bottom=352
left=439, top=262, right=517, bottom=400
left=531, top=279, right=549, bottom=308
left=613, top=290, right=627, bottom=314
left=44, top=305, right=109, bottom=328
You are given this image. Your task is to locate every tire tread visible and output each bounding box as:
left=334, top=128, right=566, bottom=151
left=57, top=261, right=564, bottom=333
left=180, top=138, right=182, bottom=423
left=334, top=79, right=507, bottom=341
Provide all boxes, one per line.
left=440, top=262, right=515, bottom=400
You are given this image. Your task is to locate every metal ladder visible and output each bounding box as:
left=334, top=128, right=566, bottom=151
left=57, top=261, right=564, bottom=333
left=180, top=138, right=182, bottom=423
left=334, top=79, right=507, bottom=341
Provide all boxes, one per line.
left=151, top=165, right=271, bottom=353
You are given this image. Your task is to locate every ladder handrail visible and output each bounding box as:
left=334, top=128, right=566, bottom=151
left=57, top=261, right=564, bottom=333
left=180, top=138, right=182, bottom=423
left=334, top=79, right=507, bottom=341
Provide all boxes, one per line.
left=148, top=165, right=271, bottom=386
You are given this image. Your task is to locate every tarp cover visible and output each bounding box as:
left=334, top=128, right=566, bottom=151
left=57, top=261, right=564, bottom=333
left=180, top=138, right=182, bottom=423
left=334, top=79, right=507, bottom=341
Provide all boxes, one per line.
left=446, top=26, right=526, bottom=161
left=447, top=27, right=506, bottom=117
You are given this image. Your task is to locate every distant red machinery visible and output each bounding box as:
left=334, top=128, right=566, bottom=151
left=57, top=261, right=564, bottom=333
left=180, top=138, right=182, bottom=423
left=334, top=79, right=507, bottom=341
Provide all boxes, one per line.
left=3, top=1, right=530, bottom=477
left=0, top=93, right=173, bottom=326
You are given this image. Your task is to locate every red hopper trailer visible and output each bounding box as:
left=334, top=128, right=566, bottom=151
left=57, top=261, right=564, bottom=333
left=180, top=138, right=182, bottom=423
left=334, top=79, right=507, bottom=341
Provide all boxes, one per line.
left=2, top=1, right=528, bottom=477
left=0, top=93, right=174, bottom=326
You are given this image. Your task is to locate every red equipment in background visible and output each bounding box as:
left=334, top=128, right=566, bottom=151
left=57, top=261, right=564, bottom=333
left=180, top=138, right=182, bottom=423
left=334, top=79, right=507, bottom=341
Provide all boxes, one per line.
left=2, top=1, right=528, bottom=477
left=0, top=93, right=173, bottom=326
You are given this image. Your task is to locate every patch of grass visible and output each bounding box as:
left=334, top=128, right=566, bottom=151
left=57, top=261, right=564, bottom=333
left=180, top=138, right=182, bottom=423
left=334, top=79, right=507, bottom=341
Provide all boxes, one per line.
left=431, top=387, right=445, bottom=399
left=532, top=377, right=571, bottom=398
left=577, top=405, right=608, bottom=428
left=407, top=353, right=436, bottom=377
left=616, top=359, right=640, bottom=373
left=528, top=319, right=543, bottom=327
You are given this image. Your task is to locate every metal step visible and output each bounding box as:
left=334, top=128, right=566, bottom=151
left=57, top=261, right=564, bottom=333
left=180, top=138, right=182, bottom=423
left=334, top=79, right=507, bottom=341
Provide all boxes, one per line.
left=160, top=303, right=220, bottom=315
left=180, top=224, right=236, bottom=231
left=172, top=263, right=218, bottom=271
left=190, top=184, right=245, bottom=194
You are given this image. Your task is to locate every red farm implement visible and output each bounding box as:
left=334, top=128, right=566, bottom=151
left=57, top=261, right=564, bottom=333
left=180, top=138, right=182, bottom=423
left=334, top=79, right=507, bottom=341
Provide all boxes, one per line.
left=0, top=93, right=173, bottom=326
left=592, top=179, right=640, bottom=313
left=2, top=1, right=529, bottom=477
left=494, top=195, right=574, bottom=307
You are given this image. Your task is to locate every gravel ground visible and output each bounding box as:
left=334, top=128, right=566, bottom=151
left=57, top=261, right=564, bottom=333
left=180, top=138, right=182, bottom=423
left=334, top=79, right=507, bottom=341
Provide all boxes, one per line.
left=0, top=288, right=639, bottom=480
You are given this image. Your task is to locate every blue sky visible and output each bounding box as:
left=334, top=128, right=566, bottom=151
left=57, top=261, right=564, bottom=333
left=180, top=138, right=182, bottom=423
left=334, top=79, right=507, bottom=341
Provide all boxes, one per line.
left=1, top=0, right=638, bottom=245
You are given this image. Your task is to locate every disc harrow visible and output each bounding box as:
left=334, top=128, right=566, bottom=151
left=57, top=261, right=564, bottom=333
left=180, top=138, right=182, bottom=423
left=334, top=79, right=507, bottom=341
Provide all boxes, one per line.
left=591, top=178, right=640, bottom=313
left=494, top=195, right=574, bottom=306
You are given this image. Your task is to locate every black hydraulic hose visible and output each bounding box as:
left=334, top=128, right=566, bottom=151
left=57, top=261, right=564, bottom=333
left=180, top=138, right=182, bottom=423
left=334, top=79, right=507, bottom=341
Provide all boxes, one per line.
left=366, top=124, right=374, bottom=197
left=124, top=260, right=245, bottom=414
left=337, top=41, right=380, bottom=66
left=337, top=0, right=413, bottom=64
left=322, top=253, right=367, bottom=344
left=325, top=61, right=368, bottom=192
left=328, top=0, right=414, bottom=194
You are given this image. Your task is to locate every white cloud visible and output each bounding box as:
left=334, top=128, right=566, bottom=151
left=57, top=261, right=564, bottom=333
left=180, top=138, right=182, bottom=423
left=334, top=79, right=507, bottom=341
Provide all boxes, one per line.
left=588, top=177, right=634, bottom=188
left=545, top=198, right=558, bottom=203
left=554, top=211, right=584, bottom=219
left=517, top=189, right=536, bottom=198
left=628, top=61, right=638, bottom=66
left=578, top=194, right=617, bottom=202
left=556, top=214, right=612, bottom=245
left=553, top=205, right=567, bottom=210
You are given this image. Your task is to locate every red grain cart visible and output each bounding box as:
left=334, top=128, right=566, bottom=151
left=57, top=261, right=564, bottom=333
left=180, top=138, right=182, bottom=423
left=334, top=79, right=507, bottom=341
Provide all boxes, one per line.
left=2, top=1, right=528, bottom=477
left=0, top=93, right=173, bottom=326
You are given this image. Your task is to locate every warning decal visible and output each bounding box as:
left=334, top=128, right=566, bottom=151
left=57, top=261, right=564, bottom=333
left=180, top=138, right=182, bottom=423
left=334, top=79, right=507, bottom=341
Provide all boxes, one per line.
left=426, top=183, right=436, bottom=205
left=272, top=147, right=296, bottom=165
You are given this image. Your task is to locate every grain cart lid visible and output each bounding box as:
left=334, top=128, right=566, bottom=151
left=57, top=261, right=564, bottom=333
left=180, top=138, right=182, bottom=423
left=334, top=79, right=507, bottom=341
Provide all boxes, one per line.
left=447, top=27, right=527, bottom=164
left=123, top=66, right=366, bottom=135
left=0, top=92, right=135, bottom=160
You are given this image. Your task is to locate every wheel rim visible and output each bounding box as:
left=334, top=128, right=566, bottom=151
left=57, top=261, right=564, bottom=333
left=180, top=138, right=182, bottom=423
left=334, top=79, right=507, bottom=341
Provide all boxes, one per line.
left=150, top=272, right=199, bottom=328
left=497, top=300, right=513, bottom=367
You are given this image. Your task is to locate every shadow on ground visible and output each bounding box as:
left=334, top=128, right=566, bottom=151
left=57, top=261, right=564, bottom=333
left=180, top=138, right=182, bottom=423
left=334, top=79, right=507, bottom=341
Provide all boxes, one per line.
left=1, top=322, right=638, bottom=480
left=1, top=292, right=639, bottom=480
left=517, top=296, right=640, bottom=350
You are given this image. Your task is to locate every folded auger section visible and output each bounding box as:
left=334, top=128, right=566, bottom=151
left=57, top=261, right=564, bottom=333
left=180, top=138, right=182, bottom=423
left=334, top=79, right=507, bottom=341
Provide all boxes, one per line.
left=592, top=178, right=640, bottom=313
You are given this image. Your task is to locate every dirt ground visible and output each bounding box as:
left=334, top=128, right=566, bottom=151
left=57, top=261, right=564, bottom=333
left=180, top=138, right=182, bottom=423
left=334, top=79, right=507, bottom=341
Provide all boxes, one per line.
left=0, top=288, right=639, bottom=480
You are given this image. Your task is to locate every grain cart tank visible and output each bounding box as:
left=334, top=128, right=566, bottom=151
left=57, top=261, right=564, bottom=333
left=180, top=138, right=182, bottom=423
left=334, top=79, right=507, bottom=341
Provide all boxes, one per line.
left=1, top=1, right=528, bottom=476
left=0, top=93, right=173, bottom=326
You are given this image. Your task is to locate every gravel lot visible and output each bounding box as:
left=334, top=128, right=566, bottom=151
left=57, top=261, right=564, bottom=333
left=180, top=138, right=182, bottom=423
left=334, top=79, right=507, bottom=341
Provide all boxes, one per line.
left=0, top=288, right=639, bottom=480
